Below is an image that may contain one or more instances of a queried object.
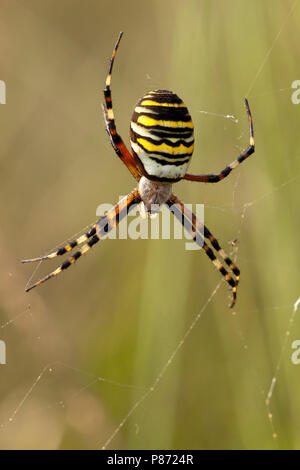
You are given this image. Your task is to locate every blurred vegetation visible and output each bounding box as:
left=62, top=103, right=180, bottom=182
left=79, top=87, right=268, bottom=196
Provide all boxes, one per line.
left=0, top=0, right=300, bottom=450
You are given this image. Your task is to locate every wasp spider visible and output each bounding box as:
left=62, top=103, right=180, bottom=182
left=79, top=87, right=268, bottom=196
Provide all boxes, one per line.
left=22, top=32, right=255, bottom=307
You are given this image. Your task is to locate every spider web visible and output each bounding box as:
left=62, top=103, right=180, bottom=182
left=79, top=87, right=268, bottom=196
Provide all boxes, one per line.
left=1, top=170, right=299, bottom=447
left=0, top=0, right=299, bottom=450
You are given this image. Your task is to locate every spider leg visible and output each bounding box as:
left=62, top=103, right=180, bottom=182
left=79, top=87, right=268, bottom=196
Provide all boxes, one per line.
left=184, top=98, right=255, bottom=183
left=103, top=32, right=142, bottom=181
left=24, top=188, right=141, bottom=292
left=166, top=194, right=240, bottom=308
left=176, top=198, right=240, bottom=283
left=21, top=225, right=98, bottom=263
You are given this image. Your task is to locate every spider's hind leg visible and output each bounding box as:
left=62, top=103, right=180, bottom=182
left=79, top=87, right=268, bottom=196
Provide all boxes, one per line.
left=102, top=32, right=141, bottom=182
left=183, top=98, right=255, bottom=183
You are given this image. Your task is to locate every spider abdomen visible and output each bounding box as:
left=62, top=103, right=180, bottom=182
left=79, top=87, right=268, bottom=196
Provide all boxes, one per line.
left=130, top=90, right=194, bottom=182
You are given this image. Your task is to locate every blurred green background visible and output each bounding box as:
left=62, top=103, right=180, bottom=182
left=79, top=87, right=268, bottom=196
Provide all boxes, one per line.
left=0, top=0, right=300, bottom=450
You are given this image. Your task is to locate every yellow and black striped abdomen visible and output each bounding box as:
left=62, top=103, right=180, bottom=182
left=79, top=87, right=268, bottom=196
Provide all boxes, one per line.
left=130, top=90, right=194, bottom=182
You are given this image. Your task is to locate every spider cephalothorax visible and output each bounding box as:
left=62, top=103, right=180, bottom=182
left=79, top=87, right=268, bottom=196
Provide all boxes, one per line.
left=22, top=32, right=255, bottom=308
left=138, top=176, right=172, bottom=213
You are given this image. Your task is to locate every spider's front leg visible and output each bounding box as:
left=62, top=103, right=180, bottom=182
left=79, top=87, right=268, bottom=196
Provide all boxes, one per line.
left=184, top=99, right=255, bottom=183
left=22, top=188, right=141, bottom=292
left=166, top=194, right=240, bottom=308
